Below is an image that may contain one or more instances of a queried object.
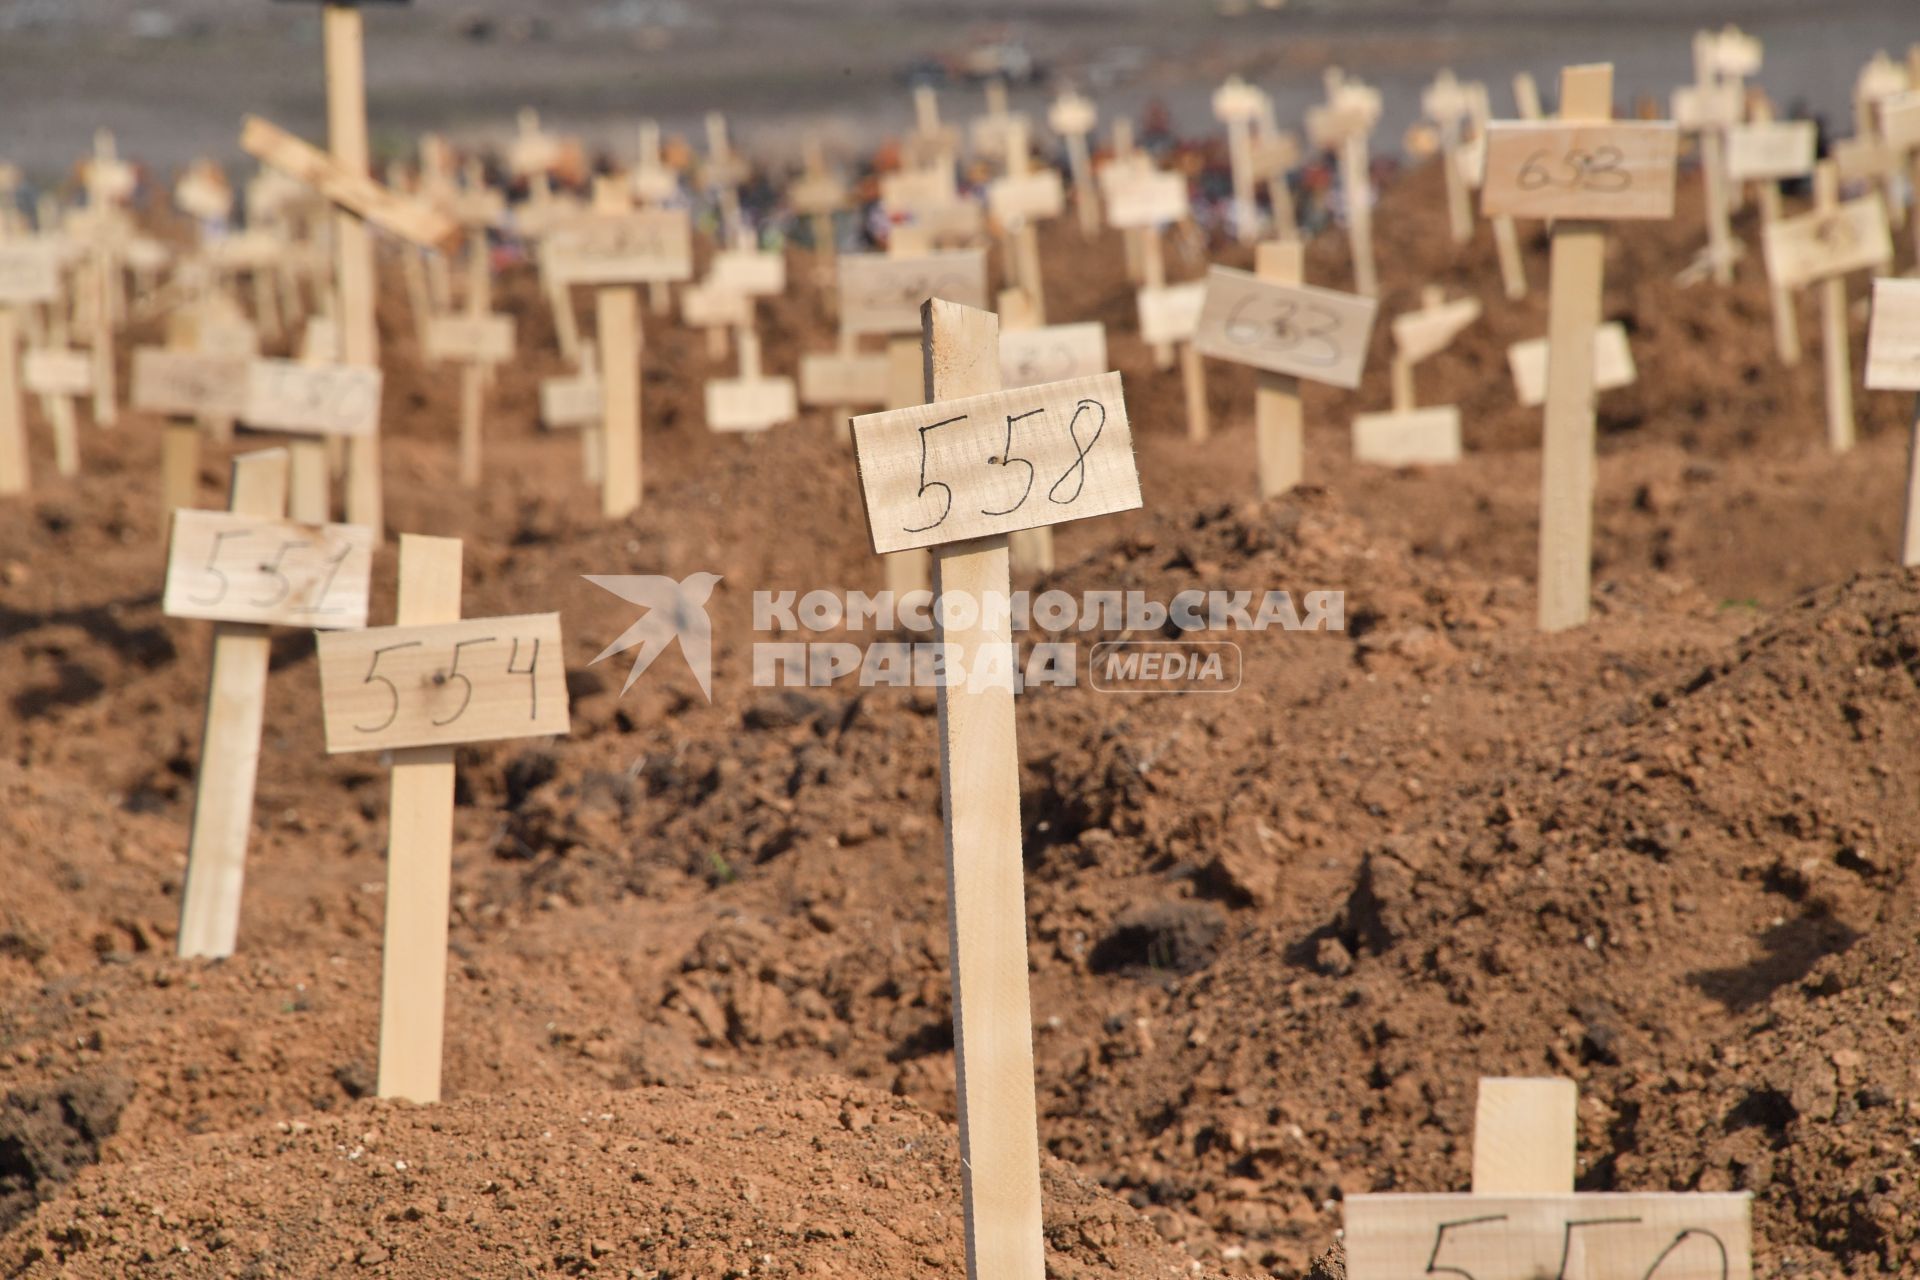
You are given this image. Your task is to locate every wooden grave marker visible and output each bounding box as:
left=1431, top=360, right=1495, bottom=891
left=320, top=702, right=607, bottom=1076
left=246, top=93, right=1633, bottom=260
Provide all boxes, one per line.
left=169, top=447, right=375, bottom=958
left=1762, top=160, right=1891, bottom=452
left=1672, top=30, right=1748, bottom=284
left=1307, top=71, right=1383, bottom=297
left=1853, top=53, right=1910, bottom=233
left=906, top=84, right=961, bottom=172
left=1508, top=323, right=1638, bottom=407
left=1194, top=246, right=1379, bottom=496
left=1484, top=64, right=1679, bottom=632
left=703, top=245, right=797, bottom=434
left=424, top=234, right=515, bottom=487
left=315, top=534, right=570, bottom=1102
left=704, top=112, right=750, bottom=247
left=539, top=339, right=605, bottom=483
left=1733, top=100, right=1817, bottom=365
left=0, top=240, right=62, bottom=494
left=1346, top=1077, right=1751, bottom=1280
left=1252, top=93, right=1302, bottom=243
left=792, top=135, right=850, bottom=262
left=1867, top=278, right=1920, bottom=565
left=1214, top=76, right=1266, bottom=244
left=546, top=208, right=695, bottom=516
left=1354, top=286, right=1479, bottom=466
left=1136, top=280, right=1211, bottom=441
left=987, top=118, right=1063, bottom=322
left=849, top=300, right=1139, bottom=1280
left=1047, top=90, right=1101, bottom=236
left=1104, top=161, right=1189, bottom=369
left=1423, top=70, right=1479, bottom=247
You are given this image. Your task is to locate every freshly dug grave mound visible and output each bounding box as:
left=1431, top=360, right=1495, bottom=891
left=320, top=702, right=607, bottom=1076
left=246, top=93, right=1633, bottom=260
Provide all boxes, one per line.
left=1, top=1077, right=1198, bottom=1279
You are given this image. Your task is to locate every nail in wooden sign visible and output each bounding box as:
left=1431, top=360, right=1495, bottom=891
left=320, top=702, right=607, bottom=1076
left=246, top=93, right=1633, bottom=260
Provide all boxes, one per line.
left=1762, top=196, right=1893, bottom=288
left=1725, top=120, right=1817, bottom=181
left=316, top=613, right=570, bottom=753
left=839, top=250, right=990, bottom=336
left=851, top=370, right=1138, bottom=554
left=1192, top=265, right=1379, bottom=388
left=546, top=210, right=694, bottom=284
left=1102, top=171, right=1188, bottom=228
left=0, top=243, right=59, bottom=304
left=999, top=322, right=1107, bottom=389
left=164, top=510, right=374, bottom=628
left=1867, top=278, right=1920, bottom=391
left=1509, top=322, right=1637, bottom=407
left=800, top=352, right=890, bottom=406
left=1344, top=1191, right=1752, bottom=1280
left=1481, top=122, right=1680, bottom=219
left=240, top=115, right=462, bottom=252
left=425, top=314, right=516, bottom=364
left=1137, top=282, right=1207, bottom=346
left=23, top=349, right=92, bottom=398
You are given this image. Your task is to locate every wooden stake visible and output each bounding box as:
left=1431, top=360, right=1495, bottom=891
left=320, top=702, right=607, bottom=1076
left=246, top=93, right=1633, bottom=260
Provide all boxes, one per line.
left=0, top=308, right=22, bottom=495
left=1472, top=1077, right=1577, bottom=1194
left=1813, top=161, right=1856, bottom=453
left=325, top=1, right=382, bottom=531
left=883, top=334, right=933, bottom=598
left=1750, top=97, right=1802, bottom=366
left=1140, top=223, right=1174, bottom=370
left=175, top=448, right=290, bottom=958
left=1536, top=65, right=1614, bottom=633
left=458, top=230, right=488, bottom=486
left=375, top=533, right=462, bottom=1103
left=598, top=285, right=642, bottom=516
left=162, top=420, right=201, bottom=515
left=922, top=298, right=1044, bottom=1280
left=1114, top=120, right=1144, bottom=285
left=1180, top=339, right=1209, bottom=443
left=1903, top=395, right=1920, bottom=567
left=1048, top=92, right=1100, bottom=237
left=1687, top=32, right=1738, bottom=286
left=1254, top=241, right=1304, bottom=496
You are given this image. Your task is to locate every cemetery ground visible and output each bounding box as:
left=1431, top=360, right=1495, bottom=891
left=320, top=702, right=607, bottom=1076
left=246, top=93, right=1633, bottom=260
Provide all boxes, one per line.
left=3, top=162, right=1919, bottom=1277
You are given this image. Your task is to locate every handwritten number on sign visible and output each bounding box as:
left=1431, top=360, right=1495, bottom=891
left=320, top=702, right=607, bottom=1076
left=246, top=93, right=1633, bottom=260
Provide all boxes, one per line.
left=507, top=637, right=540, bottom=720
left=356, top=642, right=422, bottom=734
left=1555, top=1217, right=1643, bottom=1279
left=904, top=416, right=962, bottom=533
left=1424, top=1214, right=1507, bottom=1280
left=249, top=539, right=305, bottom=608
left=430, top=637, right=494, bottom=727
left=1641, top=1229, right=1730, bottom=1280
left=1048, top=399, right=1105, bottom=505
left=312, top=546, right=353, bottom=616
left=1517, top=146, right=1632, bottom=193
left=982, top=409, right=1040, bottom=516
left=189, top=531, right=247, bottom=605
left=1223, top=299, right=1341, bottom=368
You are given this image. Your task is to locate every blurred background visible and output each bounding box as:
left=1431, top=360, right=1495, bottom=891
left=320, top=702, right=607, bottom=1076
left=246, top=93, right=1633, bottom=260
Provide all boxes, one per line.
left=1, top=0, right=1913, bottom=176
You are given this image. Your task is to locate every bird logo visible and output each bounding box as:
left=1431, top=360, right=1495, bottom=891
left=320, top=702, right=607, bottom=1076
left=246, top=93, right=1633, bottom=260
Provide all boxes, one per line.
left=583, top=572, right=722, bottom=701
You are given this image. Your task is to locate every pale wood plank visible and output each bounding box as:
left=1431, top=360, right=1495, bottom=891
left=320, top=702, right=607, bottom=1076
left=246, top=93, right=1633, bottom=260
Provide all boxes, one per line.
left=0, top=309, right=22, bottom=495
left=1481, top=121, right=1680, bottom=220
left=322, top=5, right=384, bottom=534
left=598, top=285, right=642, bottom=516
left=1193, top=263, right=1379, bottom=388
left=163, top=510, right=372, bottom=627
left=1472, top=1076, right=1577, bottom=1193
left=1254, top=242, right=1306, bottom=497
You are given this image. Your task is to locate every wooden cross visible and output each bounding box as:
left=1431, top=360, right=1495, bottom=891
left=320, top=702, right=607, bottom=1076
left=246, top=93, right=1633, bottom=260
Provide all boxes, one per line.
left=1252, top=93, right=1302, bottom=242
left=1352, top=285, right=1479, bottom=466
left=703, top=237, right=797, bottom=433
left=1345, top=1077, right=1751, bottom=1279
left=540, top=338, right=604, bottom=483
left=1102, top=154, right=1188, bottom=369
left=1672, top=30, right=1748, bottom=285
left=1762, top=159, right=1892, bottom=453
left=424, top=230, right=514, bottom=487
left=167, top=446, right=375, bottom=957
left=77, top=130, right=135, bottom=427
left=1735, top=96, right=1817, bottom=365
left=970, top=79, right=1029, bottom=167
left=848, top=298, right=1140, bottom=1280
left=1193, top=245, right=1379, bottom=496
left=1868, top=279, right=1920, bottom=563
left=1213, top=76, right=1266, bottom=244
left=986, top=117, right=1063, bottom=323
left=1853, top=53, right=1911, bottom=233
left=1308, top=70, right=1383, bottom=297
left=1422, top=70, right=1478, bottom=247
left=704, top=112, right=750, bottom=247
left=1135, top=278, right=1209, bottom=441
left=1483, top=64, right=1679, bottom=631
left=315, top=534, right=570, bottom=1102
left=792, top=135, right=850, bottom=263
left=907, top=84, right=961, bottom=171
left=1046, top=90, right=1100, bottom=237
left=0, top=239, right=64, bottom=492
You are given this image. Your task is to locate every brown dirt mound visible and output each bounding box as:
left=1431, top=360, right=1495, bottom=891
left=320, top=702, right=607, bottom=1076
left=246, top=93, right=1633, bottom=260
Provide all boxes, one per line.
left=2, top=1077, right=1196, bottom=1279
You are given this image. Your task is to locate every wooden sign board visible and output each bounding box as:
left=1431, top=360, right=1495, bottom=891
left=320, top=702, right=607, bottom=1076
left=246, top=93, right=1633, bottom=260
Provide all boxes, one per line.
left=425, top=314, right=516, bottom=364
left=988, top=171, right=1065, bottom=224
left=1345, top=1192, right=1752, bottom=1280
left=800, top=351, right=890, bottom=406
left=1866, top=278, right=1920, bottom=391
left=246, top=360, right=383, bottom=437
left=1509, top=322, right=1637, bottom=407
left=851, top=370, right=1139, bottom=554
left=1103, top=171, right=1188, bottom=228
left=999, top=322, right=1108, bottom=389
left=711, top=249, right=786, bottom=297
left=207, top=231, right=285, bottom=271
left=1885, top=93, right=1920, bottom=154
left=1762, top=196, right=1894, bottom=288
left=706, top=377, right=798, bottom=432
left=1671, top=83, right=1745, bottom=129
left=316, top=613, right=570, bottom=753
left=240, top=115, right=462, bottom=252
left=1726, top=121, right=1817, bottom=180
left=912, top=200, right=986, bottom=241
left=300, top=318, right=338, bottom=365
left=164, top=510, right=374, bottom=628
left=881, top=167, right=958, bottom=215
left=1192, top=266, right=1379, bottom=389
left=540, top=373, right=602, bottom=427
left=133, top=349, right=251, bottom=419
left=1137, top=282, right=1208, bottom=346
left=1353, top=406, right=1462, bottom=466
left=0, top=243, right=59, bottom=304
left=839, top=250, right=990, bottom=336
left=791, top=174, right=847, bottom=215
left=546, top=210, right=694, bottom=284
left=800, top=352, right=890, bottom=406
left=1393, top=297, right=1481, bottom=363
left=683, top=282, right=754, bottom=329
left=1481, top=122, right=1680, bottom=220
left=1832, top=136, right=1893, bottom=183
left=23, top=349, right=92, bottom=398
